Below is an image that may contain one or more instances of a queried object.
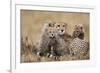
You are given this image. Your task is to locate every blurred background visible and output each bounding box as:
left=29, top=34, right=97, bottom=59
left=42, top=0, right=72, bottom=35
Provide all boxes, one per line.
left=21, top=10, right=89, bottom=46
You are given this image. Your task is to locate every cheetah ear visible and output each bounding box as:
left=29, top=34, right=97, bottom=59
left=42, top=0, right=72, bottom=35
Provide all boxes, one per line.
left=48, top=22, right=56, bottom=27
left=64, top=23, right=68, bottom=27
left=78, top=24, right=83, bottom=27
left=74, top=25, right=78, bottom=30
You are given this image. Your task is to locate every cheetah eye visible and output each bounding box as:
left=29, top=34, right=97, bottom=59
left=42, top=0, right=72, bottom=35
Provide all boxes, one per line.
left=57, top=25, right=60, bottom=27
left=63, top=25, right=65, bottom=27
left=80, top=27, right=83, bottom=29
left=49, top=23, right=52, bottom=27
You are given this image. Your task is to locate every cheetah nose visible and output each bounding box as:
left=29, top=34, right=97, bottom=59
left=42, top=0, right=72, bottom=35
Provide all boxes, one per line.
left=61, top=30, right=64, bottom=32
left=51, top=34, right=55, bottom=38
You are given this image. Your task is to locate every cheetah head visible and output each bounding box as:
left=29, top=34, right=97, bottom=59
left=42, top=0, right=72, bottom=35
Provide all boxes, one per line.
left=55, top=22, right=67, bottom=36
left=74, top=24, right=84, bottom=32
left=43, top=21, right=56, bottom=38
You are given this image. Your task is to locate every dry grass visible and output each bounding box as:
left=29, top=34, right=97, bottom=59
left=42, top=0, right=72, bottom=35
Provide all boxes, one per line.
left=21, top=52, right=89, bottom=63
left=21, top=37, right=89, bottom=63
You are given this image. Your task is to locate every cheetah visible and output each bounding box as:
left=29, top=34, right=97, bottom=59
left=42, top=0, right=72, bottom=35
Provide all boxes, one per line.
left=54, top=22, right=70, bottom=56
left=69, top=24, right=89, bottom=56
left=69, top=38, right=89, bottom=56
left=37, top=21, right=57, bottom=57
left=72, top=24, right=84, bottom=40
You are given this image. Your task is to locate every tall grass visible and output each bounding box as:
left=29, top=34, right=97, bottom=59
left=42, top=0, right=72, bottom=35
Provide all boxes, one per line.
left=21, top=36, right=89, bottom=63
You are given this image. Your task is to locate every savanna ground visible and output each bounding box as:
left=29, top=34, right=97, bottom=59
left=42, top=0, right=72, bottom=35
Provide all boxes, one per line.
left=20, top=10, right=90, bottom=63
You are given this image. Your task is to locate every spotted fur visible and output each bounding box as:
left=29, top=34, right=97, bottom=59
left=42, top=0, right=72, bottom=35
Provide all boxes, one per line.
left=69, top=38, right=89, bottom=56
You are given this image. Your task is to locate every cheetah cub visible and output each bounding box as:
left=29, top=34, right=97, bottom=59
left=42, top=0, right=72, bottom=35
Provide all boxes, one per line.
left=37, top=21, right=57, bottom=57
left=72, top=24, right=84, bottom=40
left=54, top=22, right=70, bottom=56
left=69, top=24, right=89, bottom=56
left=69, top=38, right=89, bottom=56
